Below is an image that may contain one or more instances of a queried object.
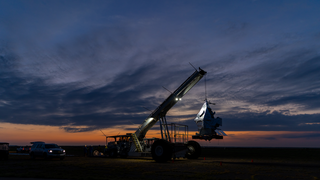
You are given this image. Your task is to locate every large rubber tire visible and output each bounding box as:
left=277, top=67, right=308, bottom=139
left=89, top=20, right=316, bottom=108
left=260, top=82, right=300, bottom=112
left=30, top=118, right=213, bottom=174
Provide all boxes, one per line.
left=108, top=149, right=118, bottom=158
left=43, top=153, right=49, bottom=160
left=30, top=153, right=35, bottom=160
left=120, top=148, right=129, bottom=158
left=151, top=139, right=172, bottom=163
left=186, top=141, right=201, bottom=159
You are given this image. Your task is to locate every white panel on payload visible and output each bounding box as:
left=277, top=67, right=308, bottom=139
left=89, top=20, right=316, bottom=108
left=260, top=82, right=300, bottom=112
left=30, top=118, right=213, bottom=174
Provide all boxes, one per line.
left=192, top=100, right=227, bottom=141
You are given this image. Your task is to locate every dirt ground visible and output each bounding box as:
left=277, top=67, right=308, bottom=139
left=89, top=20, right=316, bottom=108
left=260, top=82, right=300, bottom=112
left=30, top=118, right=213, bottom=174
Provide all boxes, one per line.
left=1, top=153, right=320, bottom=180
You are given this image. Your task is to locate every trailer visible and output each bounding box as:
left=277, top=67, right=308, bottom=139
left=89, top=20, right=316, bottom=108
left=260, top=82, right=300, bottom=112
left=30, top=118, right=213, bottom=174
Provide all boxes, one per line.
left=105, top=68, right=226, bottom=162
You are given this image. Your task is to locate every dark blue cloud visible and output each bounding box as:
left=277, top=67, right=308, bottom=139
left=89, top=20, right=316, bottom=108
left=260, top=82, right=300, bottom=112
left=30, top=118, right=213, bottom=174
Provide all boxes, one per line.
left=281, top=133, right=320, bottom=139
left=1, top=0, right=320, bottom=135
left=0, top=46, right=193, bottom=132
left=222, top=111, right=320, bottom=131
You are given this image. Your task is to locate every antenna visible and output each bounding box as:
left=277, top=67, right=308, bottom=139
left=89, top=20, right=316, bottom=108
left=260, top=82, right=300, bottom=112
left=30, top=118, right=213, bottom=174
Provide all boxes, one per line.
left=128, top=120, right=136, bottom=125
left=100, top=130, right=107, bottom=137
left=142, top=106, right=152, bottom=112
left=162, top=86, right=173, bottom=94
left=189, top=62, right=197, bottom=71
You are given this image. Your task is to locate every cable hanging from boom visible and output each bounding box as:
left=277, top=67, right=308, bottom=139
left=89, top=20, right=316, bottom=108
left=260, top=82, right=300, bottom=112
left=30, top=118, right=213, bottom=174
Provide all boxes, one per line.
left=204, top=73, right=207, bottom=101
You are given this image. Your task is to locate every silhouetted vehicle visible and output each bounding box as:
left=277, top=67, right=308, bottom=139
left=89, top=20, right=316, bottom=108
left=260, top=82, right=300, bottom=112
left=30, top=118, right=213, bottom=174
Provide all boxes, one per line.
left=105, top=68, right=211, bottom=162
left=17, top=146, right=31, bottom=153
left=0, top=142, right=9, bottom=160
left=29, top=142, right=66, bottom=160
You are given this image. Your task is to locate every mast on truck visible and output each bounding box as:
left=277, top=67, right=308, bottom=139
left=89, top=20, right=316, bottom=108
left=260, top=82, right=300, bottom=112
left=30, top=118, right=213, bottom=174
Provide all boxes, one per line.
left=134, top=68, right=207, bottom=141
left=105, top=67, right=207, bottom=162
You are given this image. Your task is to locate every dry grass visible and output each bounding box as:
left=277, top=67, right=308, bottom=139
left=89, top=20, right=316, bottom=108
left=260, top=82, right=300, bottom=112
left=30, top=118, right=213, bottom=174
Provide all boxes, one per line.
left=1, top=147, right=320, bottom=180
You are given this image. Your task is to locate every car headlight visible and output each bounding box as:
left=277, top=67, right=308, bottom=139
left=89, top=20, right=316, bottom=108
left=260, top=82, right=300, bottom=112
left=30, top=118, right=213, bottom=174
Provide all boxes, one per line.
left=63, top=150, right=65, bottom=153
left=48, top=150, right=52, bottom=153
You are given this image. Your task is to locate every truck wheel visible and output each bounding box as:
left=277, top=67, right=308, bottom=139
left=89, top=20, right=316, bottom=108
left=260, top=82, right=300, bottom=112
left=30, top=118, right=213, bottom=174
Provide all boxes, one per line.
left=108, top=149, right=117, bottom=158
left=186, top=141, right=201, bottom=159
left=120, top=148, right=129, bottom=158
left=43, top=153, right=48, bottom=160
left=151, top=139, right=172, bottom=163
left=120, top=153, right=128, bottom=158
left=30, top=153, right=35, bottom=160
left=4, top=153, right=8, bottom=161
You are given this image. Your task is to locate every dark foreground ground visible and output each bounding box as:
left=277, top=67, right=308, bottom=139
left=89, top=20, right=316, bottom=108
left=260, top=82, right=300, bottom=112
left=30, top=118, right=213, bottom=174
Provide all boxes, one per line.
left=1, top=147, right=320, bottom=180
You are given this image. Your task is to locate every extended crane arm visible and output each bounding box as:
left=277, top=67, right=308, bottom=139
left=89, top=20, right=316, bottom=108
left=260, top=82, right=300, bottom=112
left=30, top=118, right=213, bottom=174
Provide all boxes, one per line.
left=135, top=68, right=207, bottom=140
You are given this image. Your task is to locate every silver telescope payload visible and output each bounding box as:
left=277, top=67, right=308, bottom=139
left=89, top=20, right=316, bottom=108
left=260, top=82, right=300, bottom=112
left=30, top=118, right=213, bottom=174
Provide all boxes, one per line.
left=192, top=100, right=227, bottom=141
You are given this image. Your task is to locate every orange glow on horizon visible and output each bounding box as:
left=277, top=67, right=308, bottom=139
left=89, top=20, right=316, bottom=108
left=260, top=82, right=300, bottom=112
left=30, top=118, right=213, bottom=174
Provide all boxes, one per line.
left=1, top=122, right=319, bottom=147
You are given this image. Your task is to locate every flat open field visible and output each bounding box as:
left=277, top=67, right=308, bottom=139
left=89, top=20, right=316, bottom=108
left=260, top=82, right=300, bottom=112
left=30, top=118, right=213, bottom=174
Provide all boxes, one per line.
left=1, top=147, right=320, bottom=180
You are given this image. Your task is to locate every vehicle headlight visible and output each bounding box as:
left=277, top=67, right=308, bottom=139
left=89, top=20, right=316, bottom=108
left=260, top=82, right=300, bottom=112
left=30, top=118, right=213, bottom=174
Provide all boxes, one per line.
left=48, top=150, right=52, bottom=153
left=63, top=150, right=65, bottom=153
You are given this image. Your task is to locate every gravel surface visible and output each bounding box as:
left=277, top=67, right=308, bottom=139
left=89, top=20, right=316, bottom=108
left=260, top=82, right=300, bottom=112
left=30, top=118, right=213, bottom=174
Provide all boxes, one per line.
left=1, top=154, right=319, bottom=180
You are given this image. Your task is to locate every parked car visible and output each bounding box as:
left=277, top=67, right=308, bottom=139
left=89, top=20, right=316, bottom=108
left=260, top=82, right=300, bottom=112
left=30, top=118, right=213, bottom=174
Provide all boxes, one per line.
left=0, top=142, right=9, bottom=160
left=29, top=142, right=66, bottom=160
left=17, top=146, right=31, bottom=153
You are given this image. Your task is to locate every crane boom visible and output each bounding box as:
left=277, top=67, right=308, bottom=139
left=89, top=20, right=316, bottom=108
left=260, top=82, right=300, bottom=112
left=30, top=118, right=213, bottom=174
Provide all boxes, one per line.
left=135, top=68, right=207, bottom=140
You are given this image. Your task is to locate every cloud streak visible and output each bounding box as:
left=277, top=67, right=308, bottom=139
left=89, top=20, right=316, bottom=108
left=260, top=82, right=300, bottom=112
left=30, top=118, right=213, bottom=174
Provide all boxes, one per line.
left=1, top=0, right=320, bottom=136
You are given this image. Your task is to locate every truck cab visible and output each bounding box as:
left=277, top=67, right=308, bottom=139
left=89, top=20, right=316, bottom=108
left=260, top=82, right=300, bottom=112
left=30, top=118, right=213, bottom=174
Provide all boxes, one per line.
left=105, top=135, right=131, bottom=158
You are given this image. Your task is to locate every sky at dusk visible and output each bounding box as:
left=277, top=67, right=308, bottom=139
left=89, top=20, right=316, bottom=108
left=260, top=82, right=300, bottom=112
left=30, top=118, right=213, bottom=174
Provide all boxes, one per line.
left=1, top=0, right=320, bottom=147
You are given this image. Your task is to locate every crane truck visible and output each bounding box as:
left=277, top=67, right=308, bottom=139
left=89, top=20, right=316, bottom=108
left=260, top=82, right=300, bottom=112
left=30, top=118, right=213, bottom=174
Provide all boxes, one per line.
left=105, top=67, right=225, bottom=162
